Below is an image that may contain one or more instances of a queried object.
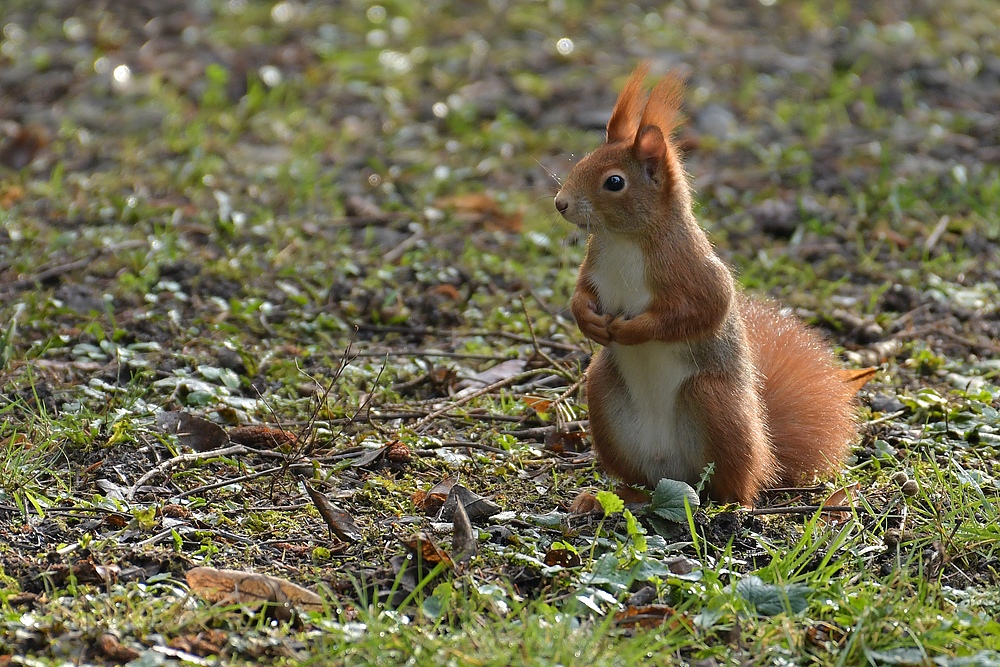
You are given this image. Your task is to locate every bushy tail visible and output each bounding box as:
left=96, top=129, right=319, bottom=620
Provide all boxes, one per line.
left=739, top=298, right=861, bottom=485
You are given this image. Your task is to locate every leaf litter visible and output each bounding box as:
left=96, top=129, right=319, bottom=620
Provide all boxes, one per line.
left=0, top=0, right=998, bottom=664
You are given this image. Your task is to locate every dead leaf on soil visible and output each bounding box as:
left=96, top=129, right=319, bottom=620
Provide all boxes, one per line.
left=438, top=484, right=502, bottom=523
left=415, top=477, right=458, bottom=516
left=351, top=444, right=390, bottom=469
left=428, top=283, right=462, bottom=300
left=544, top=428, right=589, bottom=454
left=613, top=604, right=684, bottom=630
left=543, top=547, right=581, bottom=568
left=229, top=425, right=298, bottom=449
left=302, top=480, right=363, bottom=543
left=0, top=122, right=48, bottom=170
left=186, top=566, right=324, bottom=613
left=93, top=633, right=141, bottom=663
left=400, top=532, right=453, bottom=567
left=456, top=359, right=527, bottom=391
left=0, top=184, right=23, bottom=208
left=450, top=497, right=477, bottom=566
left=169, top=629, right=229, bottom=658
left=157, top=411, right=230, bottom=452
left=523, top=395, right=552, bottom=413
left=820, top=483, right=859, bottom=524
left=805, top=621, right=848, bottom=649
left=435, top=192, right=522, bottom=232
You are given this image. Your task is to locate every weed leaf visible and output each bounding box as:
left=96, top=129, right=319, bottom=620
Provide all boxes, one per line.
left=735, top=576, right=811, bottom=616
left=595, top=490, right=624, bottom=516
left=649, top=479, right=700, bottom=522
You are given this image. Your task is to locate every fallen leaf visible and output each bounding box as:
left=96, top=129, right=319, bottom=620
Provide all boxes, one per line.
left=351, top=445, right=389, bottom=469
left=820, top=483, right=859, bottom=524
left=451, top=497, right=477, bottom=566
left=302, top=481, right=363, bottom=543
left=428, top=284, right=461, bottom=300
left=438, top=485, right=501, bottom=523
left=169, top=629, right=229, bottom=657
left=523, top=395, right=553, bottom=413
left=0, top=184, right=23, bottom=208
left=416, top=477, right=458, bottom=515
left=400, top=532, right=452, bottom=567
left=614, top=604, right=682, bottom=629
left=435, top=192, right=522, bottom=232
left=186, top=566, right=324, bottom=613
left=805, top=621, right=848, bottom=649
left=157, top=412, right=230, bottom=452
left=544, top=429, right=588, bottom=453
left=229, top=425, right=297, bottom=449
left=0, top=123, right=48, bottom=170
left=459, top=359, right=526, bottom=389
left=93, top=633, right=140, bottom=663
left=543, top=547, right=581, bottom=568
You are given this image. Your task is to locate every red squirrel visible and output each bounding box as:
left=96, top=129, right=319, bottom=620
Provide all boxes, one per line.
left=554, top=64, right=867, bottom=506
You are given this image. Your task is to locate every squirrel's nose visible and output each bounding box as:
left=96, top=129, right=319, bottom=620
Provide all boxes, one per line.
left=554, top=196, right=568, bottom=213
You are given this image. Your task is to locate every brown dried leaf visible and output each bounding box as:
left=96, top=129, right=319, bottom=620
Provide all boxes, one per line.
left=820, top=483, right=859, bottom=524
left=0, top=123, right=48, bottom=170
left=613, top=604, right=683, bottom=629
left=805, top=621, right=848, bottom=648
left=186, top=566, right=324, bottom=612
left=451, top=496, right=477, bottom=566
left=439, top=485, right=501, bottom=523
left=418, top=477, right=458, bottom=515
left=0, top=184, right=23, bottom=208
left=544, top=429, right=588, bottom=454
left=428, top=284, right=461, bottom=300
left=523, top=395, right=553, bottom=413
left=543, top=547, right=581, bottom=568
left=169, top=629, right=228, bottom=657
left=157, top=412, right=230, bottom=452
left=351, top=445, right=389, bottom=469
left=94, top=633, right=140, bottom=663
left=229, top=425, right=297, bottom=449
left=400, top=532, right=452, bottom=567
left=302, top=481, right=363, bottom=543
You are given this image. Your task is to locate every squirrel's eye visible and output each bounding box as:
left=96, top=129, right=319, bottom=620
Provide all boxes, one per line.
left=603, top=174, right=626, bottom=192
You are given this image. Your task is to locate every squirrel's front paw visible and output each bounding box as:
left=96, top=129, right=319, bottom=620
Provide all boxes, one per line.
left=576, top=303, right=613, bottom=346
left=607, top=313, right=652, bottom=346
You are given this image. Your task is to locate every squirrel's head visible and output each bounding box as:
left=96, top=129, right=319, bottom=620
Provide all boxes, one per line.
left=554, top=63, right=687, bottom=235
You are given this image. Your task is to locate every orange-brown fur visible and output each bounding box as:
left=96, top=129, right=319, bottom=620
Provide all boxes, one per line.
left=554, top=64, right=861, bottom=505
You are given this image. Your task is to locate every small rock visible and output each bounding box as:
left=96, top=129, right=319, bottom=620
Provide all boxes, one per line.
left=695, top=104, right=738, bottom=141
left=750, top=199, right=797, bottom=237
left=217, top=347, right=247, bottom=375
left=880, top=284, right=920, bottom=313
left=870, top=394, right=905, bottom=414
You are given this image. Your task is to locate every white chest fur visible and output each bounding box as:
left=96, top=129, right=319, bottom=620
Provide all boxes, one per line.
left=587, top=234, right=705, bottom=485
left=588, top=235, right=651, bottom=317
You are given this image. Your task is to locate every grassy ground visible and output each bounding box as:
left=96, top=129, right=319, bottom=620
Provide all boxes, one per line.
left=1, top=0, right=999, bottom=664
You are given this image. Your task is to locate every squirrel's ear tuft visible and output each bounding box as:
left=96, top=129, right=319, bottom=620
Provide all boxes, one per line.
left=637, top=71, right=686, bottom=140
left=634, top=125, right=667, bottom=181
left=606, top=62, right=650, bottom=143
